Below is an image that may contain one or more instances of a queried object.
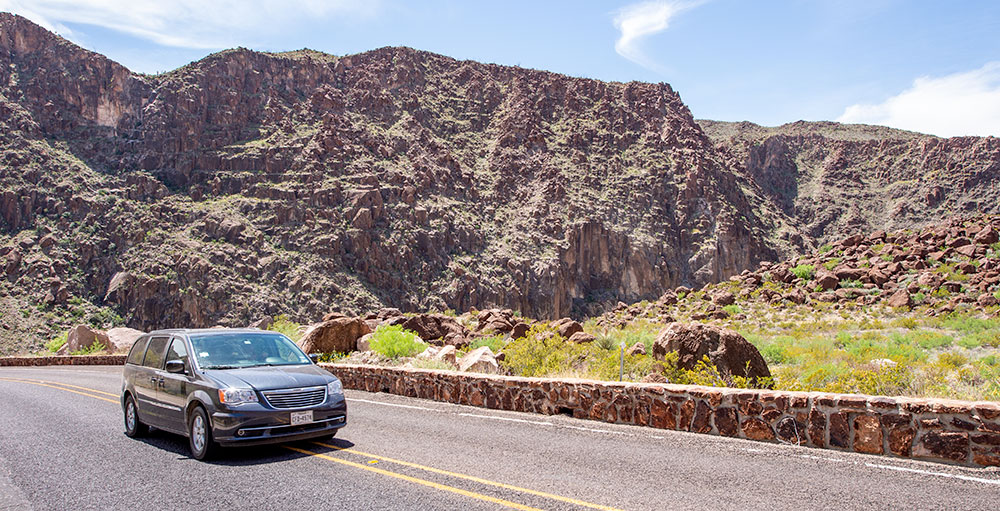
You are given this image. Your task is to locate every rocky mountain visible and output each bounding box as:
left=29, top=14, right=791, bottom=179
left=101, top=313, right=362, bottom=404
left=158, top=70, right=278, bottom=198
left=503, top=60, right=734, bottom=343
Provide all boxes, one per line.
left=0, top=13, right=998, bottom=353
left=700, top=120, right=1000, bottom=251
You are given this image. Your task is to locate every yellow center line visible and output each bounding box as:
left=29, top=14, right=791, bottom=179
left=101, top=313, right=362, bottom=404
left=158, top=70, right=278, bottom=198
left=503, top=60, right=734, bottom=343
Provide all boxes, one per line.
left=0, top=377, right=119, bottom=404
left=313, top=441, right=623, bottom=511
left=285, top=445, right=543, bottom=511
left=3, top=377, right=119, bottom=397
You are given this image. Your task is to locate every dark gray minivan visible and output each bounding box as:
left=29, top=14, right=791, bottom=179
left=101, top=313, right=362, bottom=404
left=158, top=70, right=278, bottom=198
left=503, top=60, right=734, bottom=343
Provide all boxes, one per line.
left=121, top=328, right=347, bottom=460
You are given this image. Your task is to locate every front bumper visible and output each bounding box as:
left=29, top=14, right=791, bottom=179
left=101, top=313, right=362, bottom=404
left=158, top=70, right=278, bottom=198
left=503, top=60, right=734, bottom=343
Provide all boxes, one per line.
left=211, top=397, right=347, bottom=447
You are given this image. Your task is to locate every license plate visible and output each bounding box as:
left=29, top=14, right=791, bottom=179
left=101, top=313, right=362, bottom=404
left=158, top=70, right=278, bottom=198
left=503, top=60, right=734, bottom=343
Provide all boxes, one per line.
left=290, top=410, right=313, bottom=426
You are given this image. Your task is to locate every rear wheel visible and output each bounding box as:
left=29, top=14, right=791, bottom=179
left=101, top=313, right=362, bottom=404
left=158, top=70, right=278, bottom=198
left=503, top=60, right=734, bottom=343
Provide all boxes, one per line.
left=188, top=406, right=218, bottom=461
left=123, top=395, right=148, bottom=438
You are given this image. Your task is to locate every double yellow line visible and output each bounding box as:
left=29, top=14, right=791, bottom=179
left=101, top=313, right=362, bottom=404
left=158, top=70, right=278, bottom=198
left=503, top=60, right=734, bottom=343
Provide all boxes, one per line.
left=0, top=376, right=622, bottom=511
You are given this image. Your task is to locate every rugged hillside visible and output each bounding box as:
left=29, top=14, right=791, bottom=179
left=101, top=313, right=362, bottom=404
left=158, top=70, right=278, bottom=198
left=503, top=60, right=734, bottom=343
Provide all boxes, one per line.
left=700, top=120, right=1000, bottom=251
left=0, top=13, right=772, bottom=352
left=1, top=13, right=999, bottom=354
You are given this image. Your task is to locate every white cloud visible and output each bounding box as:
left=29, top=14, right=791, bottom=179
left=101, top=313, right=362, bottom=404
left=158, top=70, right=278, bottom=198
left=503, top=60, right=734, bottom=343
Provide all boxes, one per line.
left=612, top=1, right=700, bottom=70
left=837, top=62, right=1000, bottom=138
left=0, top=0, right=380, bottom=49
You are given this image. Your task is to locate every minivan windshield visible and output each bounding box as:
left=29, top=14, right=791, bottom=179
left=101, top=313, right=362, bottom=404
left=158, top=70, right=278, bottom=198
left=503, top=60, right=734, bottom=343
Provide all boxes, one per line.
left=189, top=332, right=311, bottom=369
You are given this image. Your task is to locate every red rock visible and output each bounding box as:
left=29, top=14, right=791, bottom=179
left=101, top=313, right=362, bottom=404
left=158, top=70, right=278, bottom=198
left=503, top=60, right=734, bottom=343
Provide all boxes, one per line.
left=974, top=226, right=999, bottom=245
left=679, top=399, right=695, bottom=431
left=298, top=316, right=372, bottom=353
left=652, top=323, right=771, bottom=386
left=741, top=418, right=775, bottom=441
left=830, top=411, right=850, bottom=448
left=978, top=293, right=1000, bottom=307
left=549, top=318, right=583, bottom=339
left=457, top=346, right=498, bottom=373
left=510, top=322, right=530, bottom=340
left=815, top=270, right=840, bottom=291
left=690, top=401, right=713, bottom=433
left=64, top=325, right=111, bottom=353
left=710, top=290, right=736, bottom=306
left=402, top=314, right=468, bottom=342
left=776, top=417, right=806, bottom=445
left=715, top=407, right=739, bottom=436
left=884, top=290, right=913, bottom=309
left=915, top=431, right=969, bottom=462
left=567, top=331, right=596, bottom=344
left=625, top=342, right=646, bottom=356
left=853, top=415, right=884, bottom=454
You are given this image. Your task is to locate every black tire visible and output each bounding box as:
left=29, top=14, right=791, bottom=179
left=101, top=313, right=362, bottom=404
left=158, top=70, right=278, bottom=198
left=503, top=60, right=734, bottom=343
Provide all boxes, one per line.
left=123, top=394, right=148, bottom=438
left=187, top=406, right=218, bottom=461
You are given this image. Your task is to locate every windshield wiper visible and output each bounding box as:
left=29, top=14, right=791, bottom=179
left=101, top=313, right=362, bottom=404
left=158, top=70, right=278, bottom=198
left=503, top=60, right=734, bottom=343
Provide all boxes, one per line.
left=202, top=364, right=242, bottom=370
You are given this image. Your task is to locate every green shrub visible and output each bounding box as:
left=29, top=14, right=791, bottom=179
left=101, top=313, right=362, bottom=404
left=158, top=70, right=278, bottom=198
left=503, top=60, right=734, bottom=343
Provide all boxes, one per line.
left=45, top=332, right=68, bottom=353
left=370, top=325, right=427, bottom=359
left=936, top=352, right=969, bottom=369
left=839, top=279, right=863, bottom=289
left=791, top=264, right=815, bottom=281
left=722, top=304, right=742, bottom=315
left=592, top=323, right=658, bottom=353
left=819, top=244, right=833, bottom=253
left=269, top=314, right=303, bottom=342
left=70, top=342, right=107, bottom=356
left=823, top=258, right=841, bottom=270
left=500, top=325, right=591, bottom=377
left=469, top=335, right=506, bottom=353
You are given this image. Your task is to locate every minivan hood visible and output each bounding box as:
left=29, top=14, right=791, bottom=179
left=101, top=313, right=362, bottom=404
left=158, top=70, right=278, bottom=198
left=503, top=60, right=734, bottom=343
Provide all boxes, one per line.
left=202, top=364, right=334, bottom=391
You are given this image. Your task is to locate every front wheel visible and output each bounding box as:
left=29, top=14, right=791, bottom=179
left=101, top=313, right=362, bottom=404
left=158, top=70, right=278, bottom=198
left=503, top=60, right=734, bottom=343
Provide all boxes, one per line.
left=123, top=395, right=148, bottom=438
left=188, top=406, right=218, bottom=461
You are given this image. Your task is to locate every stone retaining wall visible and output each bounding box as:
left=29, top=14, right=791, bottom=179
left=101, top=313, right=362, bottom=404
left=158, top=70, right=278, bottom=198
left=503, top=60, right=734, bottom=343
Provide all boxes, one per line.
left=0, top=355, right=127, bottom=366
left=2, top=355, right=996, bottom=467
left=324, top=364, right=1000, bottom=468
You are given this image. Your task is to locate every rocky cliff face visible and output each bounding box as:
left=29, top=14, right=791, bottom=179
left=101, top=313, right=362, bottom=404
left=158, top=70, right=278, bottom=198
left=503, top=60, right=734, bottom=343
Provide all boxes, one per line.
left=1, top=13, right=998, bottom=352
left=700, top=120, right=1000, bottom=254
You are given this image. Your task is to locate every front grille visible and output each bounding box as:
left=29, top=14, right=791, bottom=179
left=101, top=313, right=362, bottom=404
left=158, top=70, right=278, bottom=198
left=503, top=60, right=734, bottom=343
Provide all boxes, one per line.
left=261, top=386, right=327, bottom=409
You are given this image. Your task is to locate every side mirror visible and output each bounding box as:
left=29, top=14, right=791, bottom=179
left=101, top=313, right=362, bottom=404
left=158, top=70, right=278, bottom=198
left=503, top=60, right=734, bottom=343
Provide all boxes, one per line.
left=309, top=354, right=320, bottom=363
left=165, top=360, right=186, bottom=374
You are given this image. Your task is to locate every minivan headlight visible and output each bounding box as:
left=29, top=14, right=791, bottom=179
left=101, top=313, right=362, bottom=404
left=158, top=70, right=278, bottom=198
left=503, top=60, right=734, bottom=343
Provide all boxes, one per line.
left=327, top=379, right=343, bottom=396
left=219, top=388, right=258, bottom=405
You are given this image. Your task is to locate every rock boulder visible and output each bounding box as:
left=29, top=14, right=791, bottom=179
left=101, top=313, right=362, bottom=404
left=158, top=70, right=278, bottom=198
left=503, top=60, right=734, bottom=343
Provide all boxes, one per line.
left=652, top=323, right=771, bottom=386
left=402, top=314, right=468, bottom=342
left=64, top=325, right=111, bottom=353
left=106, top=327, right=144, bottom=352
left=298, top=316, right=372, bottom=354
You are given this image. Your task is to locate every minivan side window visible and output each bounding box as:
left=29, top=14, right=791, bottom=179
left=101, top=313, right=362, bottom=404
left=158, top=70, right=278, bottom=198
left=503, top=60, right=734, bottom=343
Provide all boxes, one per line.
left=164, top=338, right=189, bottom=370
left=142, top=337, right=169, bottom=369
left=126, top=337, right=150, bottom=365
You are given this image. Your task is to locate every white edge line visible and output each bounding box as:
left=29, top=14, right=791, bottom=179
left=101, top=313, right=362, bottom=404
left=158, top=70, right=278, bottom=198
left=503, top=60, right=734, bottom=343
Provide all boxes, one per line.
left=864, top=463, right=1000, bottom=486
left=346, top=398, right=442, bottom=412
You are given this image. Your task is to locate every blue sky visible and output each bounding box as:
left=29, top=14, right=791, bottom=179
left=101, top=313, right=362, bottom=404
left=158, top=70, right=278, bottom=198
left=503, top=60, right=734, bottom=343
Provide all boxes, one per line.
left=3, top=0, right=1000, bottom=136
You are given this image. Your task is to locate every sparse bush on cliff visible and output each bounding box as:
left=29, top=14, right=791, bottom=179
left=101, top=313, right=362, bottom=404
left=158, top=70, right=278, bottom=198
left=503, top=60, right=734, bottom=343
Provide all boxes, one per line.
left=791, top=264, right=815, bottom=280
left=370, top=325, right=426, bottom=359
left=45, top=332, right=67, bottom=353
left=269, top=314, right=303, bottom=343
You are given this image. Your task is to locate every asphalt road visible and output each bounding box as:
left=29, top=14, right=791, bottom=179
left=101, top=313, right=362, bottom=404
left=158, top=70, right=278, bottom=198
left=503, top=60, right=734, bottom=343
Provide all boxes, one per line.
left=1, top=366, right=999, bottom=511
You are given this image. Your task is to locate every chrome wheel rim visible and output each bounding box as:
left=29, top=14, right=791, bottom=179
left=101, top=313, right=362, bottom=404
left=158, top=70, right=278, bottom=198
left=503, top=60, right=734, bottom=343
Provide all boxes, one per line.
left=192, top=415, right=206, bottom=453
left=125, top=401, right=136, bottom=431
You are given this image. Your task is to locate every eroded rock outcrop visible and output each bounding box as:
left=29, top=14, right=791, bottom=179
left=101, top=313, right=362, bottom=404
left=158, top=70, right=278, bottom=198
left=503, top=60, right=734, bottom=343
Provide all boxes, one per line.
left=652, top=323, right=771, bottom=385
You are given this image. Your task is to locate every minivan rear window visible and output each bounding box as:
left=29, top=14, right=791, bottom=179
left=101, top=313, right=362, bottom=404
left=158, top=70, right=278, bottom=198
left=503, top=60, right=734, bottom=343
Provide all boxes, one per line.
left=142, top=337, right=169, bottom=369
left=126, top=337, right=149, bottom=365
